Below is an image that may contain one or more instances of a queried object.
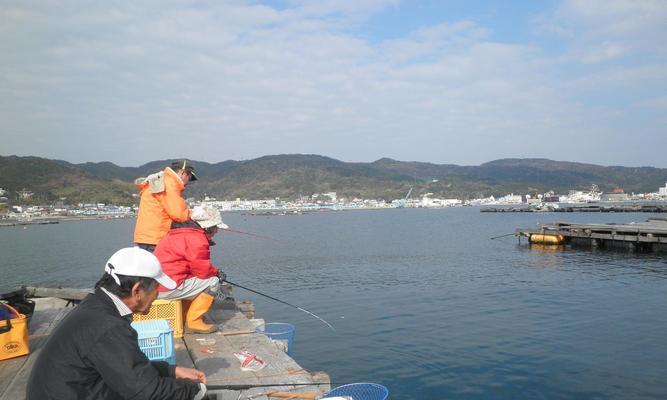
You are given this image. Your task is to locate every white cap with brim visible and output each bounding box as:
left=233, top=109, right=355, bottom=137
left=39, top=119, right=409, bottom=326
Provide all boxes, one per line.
left=104, top=247, right=177, bottom=290
left=191, top=205, right=229, bottom=230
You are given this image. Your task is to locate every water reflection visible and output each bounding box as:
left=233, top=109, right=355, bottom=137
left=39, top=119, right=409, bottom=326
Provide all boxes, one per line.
left=2, top=209, right=667, bottom=399
left=513, top=239, right=667, bottom=280
left=528, top=244, right=565, bottom=252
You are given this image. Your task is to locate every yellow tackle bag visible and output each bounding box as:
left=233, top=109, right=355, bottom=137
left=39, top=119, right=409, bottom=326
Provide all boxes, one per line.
left=0, top=303, right=29, bottom=360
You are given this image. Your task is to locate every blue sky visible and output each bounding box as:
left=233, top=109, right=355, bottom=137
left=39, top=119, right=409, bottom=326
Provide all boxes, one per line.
left=1, top=0, right=665, bottom=167
left=363, top=1, right=553, bottom=43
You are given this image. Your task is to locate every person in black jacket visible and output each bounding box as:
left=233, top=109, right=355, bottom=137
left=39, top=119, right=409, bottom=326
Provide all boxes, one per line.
left=27, top=247, right=209, bottom=400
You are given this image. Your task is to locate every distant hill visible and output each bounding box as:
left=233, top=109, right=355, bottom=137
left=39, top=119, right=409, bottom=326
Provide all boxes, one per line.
left=1, top=154, right=665, bottom=205
left=0, top=156, right=135, bottom=205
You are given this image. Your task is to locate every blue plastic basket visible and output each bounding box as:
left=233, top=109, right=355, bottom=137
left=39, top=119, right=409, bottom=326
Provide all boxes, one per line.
left=131, top=319, right=175, bottom=365
left=257, top=322, right=296, bottom=356
left=323, top=383, right=389, bottom=400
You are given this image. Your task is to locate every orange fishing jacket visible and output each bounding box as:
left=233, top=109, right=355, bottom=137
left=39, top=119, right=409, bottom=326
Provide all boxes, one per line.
left=133, top=167, right=191, bottom=245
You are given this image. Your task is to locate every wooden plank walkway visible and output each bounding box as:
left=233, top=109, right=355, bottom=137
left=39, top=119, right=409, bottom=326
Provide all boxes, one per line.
left=515, top=217, right=667, bottom=252
left=184, top=301, right=330, bottom=399
left=0, top=294, right=329, bottom=400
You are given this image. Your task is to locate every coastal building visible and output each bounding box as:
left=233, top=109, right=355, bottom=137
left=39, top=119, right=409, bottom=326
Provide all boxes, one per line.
left=419, top=194, right=462, bottom=208
left=659, top=183, right=667, bottom=196
left=465, top=196, right=495, bottom=206
left=562, top=189, right=601, bottom=203
left=600, top=191, right=630, bottom=202
left=312, top=192, right=337, bottom=202
left=202, top=198, right=280, bottom=211
left=523, top=195, right=542, bottom=204
left=18, top=189, right=34, bottom=200
left=496, top=194, right=523, bottom=204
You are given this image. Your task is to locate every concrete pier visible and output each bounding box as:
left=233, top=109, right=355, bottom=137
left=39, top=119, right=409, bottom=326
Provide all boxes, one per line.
left=0, top=288, right=330, bottom=400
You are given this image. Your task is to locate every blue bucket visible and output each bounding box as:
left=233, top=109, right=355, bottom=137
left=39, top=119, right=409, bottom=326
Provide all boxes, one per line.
left=257, top=322, right=295, bottom=356
left=323, top=383, right=389, bottom=400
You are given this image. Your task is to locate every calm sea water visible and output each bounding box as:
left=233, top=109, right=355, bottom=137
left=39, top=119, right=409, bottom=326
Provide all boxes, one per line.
left=1, top=208, right=666, bottom=399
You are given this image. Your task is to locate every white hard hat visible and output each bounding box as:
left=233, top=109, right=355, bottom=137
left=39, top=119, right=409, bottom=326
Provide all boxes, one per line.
left=191, top=205, right=229, bottom=229
left=104, top=247, right=176, bottom=290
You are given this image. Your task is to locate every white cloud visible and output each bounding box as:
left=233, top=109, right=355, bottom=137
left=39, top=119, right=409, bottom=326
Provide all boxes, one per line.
left=0, top=1, right=665, bottom=167
left=637, top=96, right=667, bottom=111
left=379, top=21, right=490, bottom=64
left=287, top=0, right=399, bottom=18
left=581, top=42, right=627, bottom=64
left=538, top=0, right=667, bottom=60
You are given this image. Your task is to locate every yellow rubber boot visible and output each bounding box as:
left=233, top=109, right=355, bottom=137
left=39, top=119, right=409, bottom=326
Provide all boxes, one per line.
left=185, top=292, right=216, bottom=334
left=181, top=299, right=192, bottom=325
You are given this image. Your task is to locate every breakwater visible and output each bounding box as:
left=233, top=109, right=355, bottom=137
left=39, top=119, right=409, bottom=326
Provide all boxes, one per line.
left=482, top=203, right=667, bottom=213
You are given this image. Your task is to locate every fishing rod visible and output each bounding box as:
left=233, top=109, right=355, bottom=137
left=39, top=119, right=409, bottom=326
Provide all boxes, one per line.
left=222, top=279, right=334, bottom=330
left=490, top=232, right=516, bottom=240
left=207, top=382, right=335, bottom=391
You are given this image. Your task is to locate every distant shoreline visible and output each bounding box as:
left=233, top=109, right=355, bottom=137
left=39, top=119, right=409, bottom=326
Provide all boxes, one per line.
left=0, top=214, right=135, bottom=227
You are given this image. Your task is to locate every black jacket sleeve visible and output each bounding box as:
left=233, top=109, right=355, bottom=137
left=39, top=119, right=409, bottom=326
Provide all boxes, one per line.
left=85, top=323, right=200, bottom=400
left=151, top=361, right=176, bottom=378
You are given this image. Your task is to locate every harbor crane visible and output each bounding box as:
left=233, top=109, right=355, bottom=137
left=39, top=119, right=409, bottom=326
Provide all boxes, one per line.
left=397, top=187, right=413, bottom=208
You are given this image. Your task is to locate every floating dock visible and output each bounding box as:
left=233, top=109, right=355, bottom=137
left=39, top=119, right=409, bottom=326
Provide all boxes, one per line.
left=0, top=287, right=330, bottom=400
left=515, top=218, right=667, bottom=252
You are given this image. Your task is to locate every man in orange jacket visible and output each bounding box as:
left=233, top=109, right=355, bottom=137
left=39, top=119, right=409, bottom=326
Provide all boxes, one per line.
left=134, top=160, right=197, bottom=252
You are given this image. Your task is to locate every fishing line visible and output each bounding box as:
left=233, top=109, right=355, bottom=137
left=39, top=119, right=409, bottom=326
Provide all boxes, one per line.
left=489, top=232, right=516, bottom=240
left=220, top=228, right=282, bottom=242
left=222, top=279, right=334, bottom=330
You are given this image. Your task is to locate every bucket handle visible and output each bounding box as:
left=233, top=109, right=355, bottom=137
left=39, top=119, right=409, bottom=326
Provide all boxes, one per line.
left=0, top=303, right=24, bottom=335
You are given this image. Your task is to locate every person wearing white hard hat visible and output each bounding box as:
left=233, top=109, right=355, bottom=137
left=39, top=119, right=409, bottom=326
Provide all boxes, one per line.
left=154, top=205, right=229, bottom=334
left=27, top=247, right=208, bottom=400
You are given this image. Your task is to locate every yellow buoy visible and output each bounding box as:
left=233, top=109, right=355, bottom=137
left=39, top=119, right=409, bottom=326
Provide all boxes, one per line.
left=529, top=233, right=564, bottom=245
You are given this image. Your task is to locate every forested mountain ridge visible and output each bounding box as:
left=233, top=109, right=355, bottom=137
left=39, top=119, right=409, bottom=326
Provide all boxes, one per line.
left=1, top=154, right=665, bottom=205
